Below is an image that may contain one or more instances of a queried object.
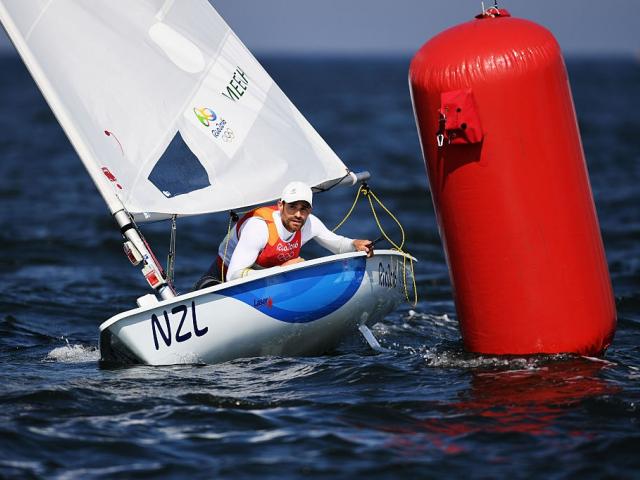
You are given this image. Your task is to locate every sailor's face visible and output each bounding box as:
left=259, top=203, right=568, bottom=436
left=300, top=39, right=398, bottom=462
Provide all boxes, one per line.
left=279, top=200, right=311, bottom=232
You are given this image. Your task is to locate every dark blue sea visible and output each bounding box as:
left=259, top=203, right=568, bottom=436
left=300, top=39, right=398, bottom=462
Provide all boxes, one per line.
left=0, top=52, right=638, bottom=478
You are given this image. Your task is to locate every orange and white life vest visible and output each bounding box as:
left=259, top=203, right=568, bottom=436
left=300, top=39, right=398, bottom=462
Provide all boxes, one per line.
left=213, top=205, right=302, bottom=280
left=235, top=205, right=302, bottom=268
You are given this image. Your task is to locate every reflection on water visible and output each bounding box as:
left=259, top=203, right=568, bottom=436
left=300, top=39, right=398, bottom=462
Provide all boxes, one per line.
left=458, top=358, right=616, bottom=433
left=355, top=357, right=618, bottom=458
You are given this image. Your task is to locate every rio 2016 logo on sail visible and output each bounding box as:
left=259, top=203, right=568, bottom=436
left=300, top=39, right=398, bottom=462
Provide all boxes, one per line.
left=193, top=107, right=234, bottom=143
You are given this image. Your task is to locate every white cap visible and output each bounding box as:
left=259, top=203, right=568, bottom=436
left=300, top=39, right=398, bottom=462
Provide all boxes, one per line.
left=280, top=181, right=313, bottom=206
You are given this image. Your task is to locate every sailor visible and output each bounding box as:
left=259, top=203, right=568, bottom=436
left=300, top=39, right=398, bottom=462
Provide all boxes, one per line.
left=196, top=181, right=373, bottom=287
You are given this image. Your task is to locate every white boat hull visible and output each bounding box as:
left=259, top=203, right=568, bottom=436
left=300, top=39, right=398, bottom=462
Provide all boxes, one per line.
left=99, top=250, right=412, bottom=365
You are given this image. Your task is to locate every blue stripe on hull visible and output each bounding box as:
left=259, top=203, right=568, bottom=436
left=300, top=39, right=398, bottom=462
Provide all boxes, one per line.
left=221, top=257, right=366, bottom=323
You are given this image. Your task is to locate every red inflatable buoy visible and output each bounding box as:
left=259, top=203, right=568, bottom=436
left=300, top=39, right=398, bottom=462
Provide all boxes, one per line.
left=409, top=9, right=616, bottom=355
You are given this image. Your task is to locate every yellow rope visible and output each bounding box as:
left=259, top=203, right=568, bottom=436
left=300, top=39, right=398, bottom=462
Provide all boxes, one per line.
left=334, top=184, right=418, bottom=306
left=332, top=185, right=363, bottom=232
left=364, top=189, right=405, bottom=251
left=402, top=251, right=418, bottom=307
left=365, top=190, right=416, bottom=306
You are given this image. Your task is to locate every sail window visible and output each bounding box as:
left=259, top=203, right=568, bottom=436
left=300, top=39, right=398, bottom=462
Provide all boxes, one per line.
left=148, top=22, right=205, bottom=74
left=148, top=132, right=211, bottom=198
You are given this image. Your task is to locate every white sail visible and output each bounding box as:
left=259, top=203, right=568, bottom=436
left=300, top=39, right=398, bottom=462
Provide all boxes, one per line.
left=0, top=0, right=349, bottom=221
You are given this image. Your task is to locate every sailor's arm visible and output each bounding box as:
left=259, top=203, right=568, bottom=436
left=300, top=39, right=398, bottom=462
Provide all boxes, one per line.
left=226, top=219, right=268, bottom=280
left=307, top=215, right=373, bottom=257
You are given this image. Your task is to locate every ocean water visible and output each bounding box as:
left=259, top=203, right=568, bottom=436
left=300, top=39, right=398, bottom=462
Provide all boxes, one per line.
left=1, top=53, right=639, bottom=478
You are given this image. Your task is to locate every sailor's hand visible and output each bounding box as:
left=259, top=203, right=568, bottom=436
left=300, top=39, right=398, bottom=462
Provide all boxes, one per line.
left=353, top=239, right=374, bottom=258
left=282, top=257, right=305, bottom=266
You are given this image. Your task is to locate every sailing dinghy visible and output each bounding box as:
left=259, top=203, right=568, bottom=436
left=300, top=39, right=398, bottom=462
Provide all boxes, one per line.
left=0, top=0, right=414, bottom=365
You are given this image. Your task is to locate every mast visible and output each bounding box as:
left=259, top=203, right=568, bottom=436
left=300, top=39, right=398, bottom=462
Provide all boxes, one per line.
left=114, top=211, right=175, bottom=300
left=0, top=4, right=175, bottom=300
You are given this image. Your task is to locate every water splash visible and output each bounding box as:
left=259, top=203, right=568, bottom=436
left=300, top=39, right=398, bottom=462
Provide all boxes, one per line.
left=45, top=338, right=100, bottom=363
left=418, top=349, right=569, bottom=370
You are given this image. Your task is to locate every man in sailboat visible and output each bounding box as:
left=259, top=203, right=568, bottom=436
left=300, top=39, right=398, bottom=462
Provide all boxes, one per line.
left=197, top=181, right=373, bottom=287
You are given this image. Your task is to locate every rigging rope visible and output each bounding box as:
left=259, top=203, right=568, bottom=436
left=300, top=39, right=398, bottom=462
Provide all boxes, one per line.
left=166, top=214, right=177, bottom=286
left=333, top=183, right=418, bottom=306
left=363, top=186, right=405, bottom=251
left=332, top=184, right=363, bottom=233
left=220, top=210, right=239, bottom=282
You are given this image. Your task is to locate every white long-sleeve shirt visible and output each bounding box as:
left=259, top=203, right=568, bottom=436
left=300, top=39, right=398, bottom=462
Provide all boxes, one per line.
left=218, top=211, right=355, bottom=280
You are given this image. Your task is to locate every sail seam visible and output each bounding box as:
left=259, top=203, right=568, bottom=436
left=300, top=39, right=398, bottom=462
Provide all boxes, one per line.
left=24, top=0, right=55, bottom=41
left=155, top=0, right=176, bottom=22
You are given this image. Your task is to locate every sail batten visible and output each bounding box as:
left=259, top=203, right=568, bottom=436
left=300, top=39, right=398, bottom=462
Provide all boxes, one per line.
left=0, top=0, right=349, bottom=221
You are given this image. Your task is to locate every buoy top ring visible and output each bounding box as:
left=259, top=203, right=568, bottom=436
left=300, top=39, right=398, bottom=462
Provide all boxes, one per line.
left=475, top=7, right=511, bottom=19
